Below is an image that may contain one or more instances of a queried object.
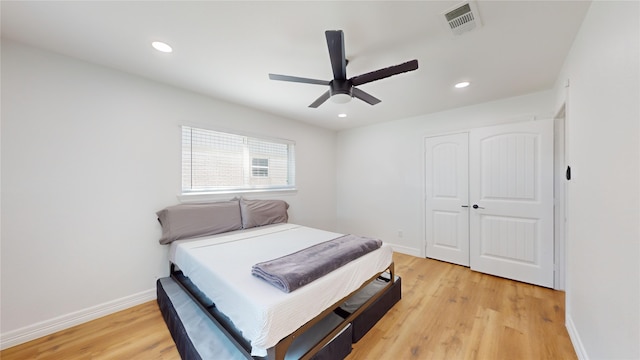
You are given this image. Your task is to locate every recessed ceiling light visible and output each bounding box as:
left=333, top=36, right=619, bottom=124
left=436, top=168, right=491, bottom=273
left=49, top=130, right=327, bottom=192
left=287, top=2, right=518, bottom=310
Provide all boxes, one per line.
left=152, top=41, right=173, bottom=53
left=455, top=81, right=470, bottom=88
left=338, top=113, right=347, bottom=118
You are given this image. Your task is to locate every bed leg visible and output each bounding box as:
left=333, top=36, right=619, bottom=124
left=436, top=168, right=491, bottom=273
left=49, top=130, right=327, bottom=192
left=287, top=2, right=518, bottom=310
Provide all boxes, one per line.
left=390, top=261, right=395, bottom=282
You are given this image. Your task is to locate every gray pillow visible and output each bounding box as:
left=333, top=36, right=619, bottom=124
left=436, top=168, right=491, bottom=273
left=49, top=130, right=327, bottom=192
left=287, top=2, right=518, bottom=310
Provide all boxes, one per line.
left=239, top=198, right=289, bottom=229
left=156, top=200, right=242, bottom=244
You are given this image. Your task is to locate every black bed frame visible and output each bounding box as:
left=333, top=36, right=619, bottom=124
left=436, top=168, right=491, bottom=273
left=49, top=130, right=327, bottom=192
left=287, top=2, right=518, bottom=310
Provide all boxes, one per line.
left=169, top=262, right=396, bottom=360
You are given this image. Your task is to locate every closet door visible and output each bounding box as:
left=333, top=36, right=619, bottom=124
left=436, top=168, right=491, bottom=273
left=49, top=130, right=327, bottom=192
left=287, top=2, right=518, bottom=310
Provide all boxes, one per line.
left=469, top=119, right=554, bottom=288
left=425, top=133, right=469, bottom=266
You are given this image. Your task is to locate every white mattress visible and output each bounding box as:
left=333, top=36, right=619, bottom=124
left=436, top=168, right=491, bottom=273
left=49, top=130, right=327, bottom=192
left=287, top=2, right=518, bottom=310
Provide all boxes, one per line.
left=169, top=223, right=393, bottom=357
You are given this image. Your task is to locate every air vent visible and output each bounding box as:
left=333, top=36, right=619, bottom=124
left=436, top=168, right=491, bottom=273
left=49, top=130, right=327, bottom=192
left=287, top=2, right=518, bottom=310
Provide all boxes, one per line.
left=442, top=2, right=482, bottom=35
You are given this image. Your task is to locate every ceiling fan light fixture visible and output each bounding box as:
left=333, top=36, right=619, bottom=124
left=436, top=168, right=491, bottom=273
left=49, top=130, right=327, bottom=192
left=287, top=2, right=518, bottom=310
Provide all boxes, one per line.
left=331, top=93, right=352, bottom=104
left=152, top=41, right=173, bottom=53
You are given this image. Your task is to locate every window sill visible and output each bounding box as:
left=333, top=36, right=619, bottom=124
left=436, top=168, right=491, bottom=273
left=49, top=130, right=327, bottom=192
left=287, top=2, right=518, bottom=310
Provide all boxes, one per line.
left=177, top=188, right=297, bottom=203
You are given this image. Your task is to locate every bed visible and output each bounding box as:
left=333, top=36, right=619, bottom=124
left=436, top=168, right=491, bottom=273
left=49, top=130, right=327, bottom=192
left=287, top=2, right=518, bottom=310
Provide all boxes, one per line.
left=156, top=198, right=398, bottom=360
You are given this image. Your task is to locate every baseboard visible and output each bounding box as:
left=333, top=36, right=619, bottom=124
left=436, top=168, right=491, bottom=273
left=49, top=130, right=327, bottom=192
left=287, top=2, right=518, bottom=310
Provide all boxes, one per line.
left=386, top=243, right=421, bottom=257
left=0, top=288, right=156, bottom=350
left=566, top=314, right=588, bottom=360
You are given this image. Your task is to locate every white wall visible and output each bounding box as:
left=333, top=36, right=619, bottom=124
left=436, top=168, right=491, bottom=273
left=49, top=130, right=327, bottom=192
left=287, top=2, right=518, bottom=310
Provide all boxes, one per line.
left=555, top=2, right=640, bottom=359
left=0, top=40, right=337, bottom=347
left=336, top=90, right=555, bottom=255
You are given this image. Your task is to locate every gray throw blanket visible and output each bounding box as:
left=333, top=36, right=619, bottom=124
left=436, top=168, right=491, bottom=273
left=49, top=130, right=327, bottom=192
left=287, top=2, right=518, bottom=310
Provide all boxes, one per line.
left=251, top=235, right=383, bottom=293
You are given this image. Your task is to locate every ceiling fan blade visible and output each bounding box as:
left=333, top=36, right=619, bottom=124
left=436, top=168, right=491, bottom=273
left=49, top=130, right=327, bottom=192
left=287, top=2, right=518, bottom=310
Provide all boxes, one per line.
left=325, top=30, right=347, bottom=80
left=352, top=87, right=381, bottom=105
left=309, top=90, right=331, bottom=108
left=350, top=59, right=419, bottom=86
left=269, top=74, right=330, bottom=86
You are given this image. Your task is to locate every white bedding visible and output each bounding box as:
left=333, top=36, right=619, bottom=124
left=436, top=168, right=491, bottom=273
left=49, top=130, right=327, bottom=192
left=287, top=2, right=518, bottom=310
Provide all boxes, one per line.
left=169, top=223, right=393, bottom=357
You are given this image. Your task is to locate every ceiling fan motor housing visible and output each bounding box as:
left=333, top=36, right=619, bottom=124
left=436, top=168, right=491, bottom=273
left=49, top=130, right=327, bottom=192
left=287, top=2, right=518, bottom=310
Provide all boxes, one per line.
left=330, top=79, right=352, bottom=96
left=329, top=80, right=353, bottom=103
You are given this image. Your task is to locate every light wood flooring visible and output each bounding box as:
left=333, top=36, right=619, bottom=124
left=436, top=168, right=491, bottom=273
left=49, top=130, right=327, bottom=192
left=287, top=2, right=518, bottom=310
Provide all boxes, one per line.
left=1, top=253, right=576, bottom=360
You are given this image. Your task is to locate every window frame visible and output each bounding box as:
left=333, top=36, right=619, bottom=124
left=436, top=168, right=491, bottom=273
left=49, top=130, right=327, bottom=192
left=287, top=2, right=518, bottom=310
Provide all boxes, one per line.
left=180, top=126, right=296, bottom=200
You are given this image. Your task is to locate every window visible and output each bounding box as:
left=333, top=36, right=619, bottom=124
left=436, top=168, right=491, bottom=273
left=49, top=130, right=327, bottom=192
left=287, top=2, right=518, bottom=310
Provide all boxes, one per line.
left=182, top=126, right=295, bottom=193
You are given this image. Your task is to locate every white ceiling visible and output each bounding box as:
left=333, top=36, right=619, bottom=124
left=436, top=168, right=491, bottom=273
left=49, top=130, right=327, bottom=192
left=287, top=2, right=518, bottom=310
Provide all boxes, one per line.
left=1, top=1, right=591, bottom=131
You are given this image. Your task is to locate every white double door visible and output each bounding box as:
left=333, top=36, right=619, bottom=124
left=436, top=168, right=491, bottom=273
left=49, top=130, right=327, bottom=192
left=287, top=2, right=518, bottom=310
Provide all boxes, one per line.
left=425, top=120, right=554, bottom=288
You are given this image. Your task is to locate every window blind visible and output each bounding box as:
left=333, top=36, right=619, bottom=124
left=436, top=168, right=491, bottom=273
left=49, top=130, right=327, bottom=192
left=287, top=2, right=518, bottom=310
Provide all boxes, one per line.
left=182, top=126, right=295, bottom=193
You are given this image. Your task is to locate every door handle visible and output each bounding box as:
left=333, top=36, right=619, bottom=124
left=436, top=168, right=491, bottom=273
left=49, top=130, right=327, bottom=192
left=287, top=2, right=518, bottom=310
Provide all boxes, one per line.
left=472, top=204, right=484, bottom=209
left=461, top=205, right=469, bottom=208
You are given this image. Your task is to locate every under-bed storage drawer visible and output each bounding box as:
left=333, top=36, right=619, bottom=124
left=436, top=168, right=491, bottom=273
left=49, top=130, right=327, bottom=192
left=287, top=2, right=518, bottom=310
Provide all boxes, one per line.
left=284, top=313, right=352, bottom=360
left=335, top=274, right=401, bottom=343
left=157, top=276, right=353, bottom=360
left=157, top=277, right=249, bottom=360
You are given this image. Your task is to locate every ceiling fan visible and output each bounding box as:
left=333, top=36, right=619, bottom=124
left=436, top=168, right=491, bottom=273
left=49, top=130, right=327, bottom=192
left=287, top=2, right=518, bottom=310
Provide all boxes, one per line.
left=269, top=30, right=419, bottom=108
